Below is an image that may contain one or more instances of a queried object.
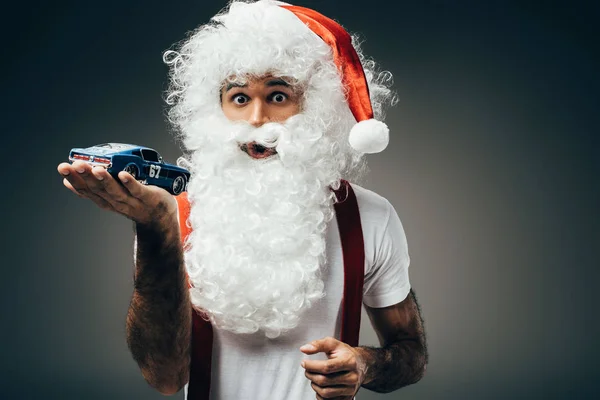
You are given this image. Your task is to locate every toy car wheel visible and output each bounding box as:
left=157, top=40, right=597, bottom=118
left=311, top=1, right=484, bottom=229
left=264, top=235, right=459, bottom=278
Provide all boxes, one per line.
left=123, top=164, right=139, bottom=179
left=172, top=175, right=186, bottom=195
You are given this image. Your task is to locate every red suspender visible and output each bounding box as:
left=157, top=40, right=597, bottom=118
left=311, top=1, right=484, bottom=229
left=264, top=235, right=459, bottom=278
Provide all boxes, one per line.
left=175, top=193, right=213, bottom=400
left=333, top=180, right=365, bottom=347
left=175, top=179, right=365, bottom=399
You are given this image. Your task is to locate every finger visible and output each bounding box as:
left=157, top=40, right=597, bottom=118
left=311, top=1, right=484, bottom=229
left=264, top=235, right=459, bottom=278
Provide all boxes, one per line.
left=316, top=395, right=351, bottom=400
left=117, top=171, right=148, bottom=200
left=310, top=382, right=354, bottom=398
left=305, top=371, right=357, bottom=387
left=62, top=178, right=85, bottom=198
left=57, top=162, right=73, bottom=177
left=301, top=336, right=340, bottom=355
left=71, top=162, right=111, bottom=196
left=302, top=357, right=353, bottom=374
left=64, top=161, right=104, bottom=196
left=70, top=160, right=93, bottom=176
left=91, top=167, right=142, bottom=208
left=63, top=178, right=115, bottom=211
left=62, top=163, right=99, bottom=198
left=61, top=162, right=137, bottom=218
left=63, top=163, right=127, bottom=211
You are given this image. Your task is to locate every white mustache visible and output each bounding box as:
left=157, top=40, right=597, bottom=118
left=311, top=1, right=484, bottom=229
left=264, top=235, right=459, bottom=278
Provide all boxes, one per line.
left=232, top=121, right=289, bottom=148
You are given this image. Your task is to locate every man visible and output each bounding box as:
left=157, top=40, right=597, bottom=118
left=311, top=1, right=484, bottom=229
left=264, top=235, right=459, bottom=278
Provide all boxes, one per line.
left=57, top=1, right=427, bottom=399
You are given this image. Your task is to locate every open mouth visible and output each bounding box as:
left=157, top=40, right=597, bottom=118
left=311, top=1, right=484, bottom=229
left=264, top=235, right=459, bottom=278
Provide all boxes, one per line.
left=240, top=142, right=278, bottom=159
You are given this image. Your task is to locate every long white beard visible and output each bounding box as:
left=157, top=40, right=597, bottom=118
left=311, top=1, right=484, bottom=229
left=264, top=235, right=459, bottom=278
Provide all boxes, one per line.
left=182, top=114, right=347, bottom=338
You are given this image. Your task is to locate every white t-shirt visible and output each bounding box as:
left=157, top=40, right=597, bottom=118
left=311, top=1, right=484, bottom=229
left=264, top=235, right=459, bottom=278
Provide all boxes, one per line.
left=180, top=184, right=411, bottom=400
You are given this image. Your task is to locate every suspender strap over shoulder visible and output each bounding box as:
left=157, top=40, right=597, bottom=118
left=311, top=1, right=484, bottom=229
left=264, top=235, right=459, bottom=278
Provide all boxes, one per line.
left=175, top=193, right=213, bottom=400
left=333, top=180, right=365, bottom=347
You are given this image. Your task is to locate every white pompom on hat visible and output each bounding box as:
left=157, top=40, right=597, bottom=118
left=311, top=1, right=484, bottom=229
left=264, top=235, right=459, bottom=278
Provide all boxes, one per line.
left=280, top=4, right=390, bottom=154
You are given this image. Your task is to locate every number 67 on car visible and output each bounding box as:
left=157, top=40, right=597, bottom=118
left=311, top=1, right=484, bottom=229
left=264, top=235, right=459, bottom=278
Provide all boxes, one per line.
left=68, top=143, right=191, bottom=195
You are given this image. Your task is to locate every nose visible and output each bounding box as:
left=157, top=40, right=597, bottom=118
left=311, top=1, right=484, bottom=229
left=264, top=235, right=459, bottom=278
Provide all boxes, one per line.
left=248, top=100, right=270, bottom=127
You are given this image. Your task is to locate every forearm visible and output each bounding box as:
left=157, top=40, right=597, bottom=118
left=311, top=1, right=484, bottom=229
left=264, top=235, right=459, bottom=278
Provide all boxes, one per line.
left=126, top=212, right=191, bottom=394
left=357, top=338, right=427, bottom=393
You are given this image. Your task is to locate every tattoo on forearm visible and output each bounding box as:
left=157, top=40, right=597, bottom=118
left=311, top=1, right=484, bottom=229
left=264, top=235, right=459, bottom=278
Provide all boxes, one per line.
left=126, top=218, right=191, bottom=392
left=360, top=289, right=428, bottom=393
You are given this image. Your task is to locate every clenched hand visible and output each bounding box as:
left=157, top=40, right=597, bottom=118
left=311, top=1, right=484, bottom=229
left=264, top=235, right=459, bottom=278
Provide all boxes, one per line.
left=300, top=336, right=368, bottom=400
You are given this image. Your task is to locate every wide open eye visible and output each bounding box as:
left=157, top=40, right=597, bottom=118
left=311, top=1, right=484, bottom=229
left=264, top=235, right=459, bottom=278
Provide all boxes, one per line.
left=271, top=92, right=288, bottom=103
left=232, top=94, right=249, bottom=105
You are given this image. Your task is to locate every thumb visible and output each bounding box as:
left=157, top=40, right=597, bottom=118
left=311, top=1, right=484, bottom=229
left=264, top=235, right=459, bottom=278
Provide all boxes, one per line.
left=300, top=336, right=341, bottom=355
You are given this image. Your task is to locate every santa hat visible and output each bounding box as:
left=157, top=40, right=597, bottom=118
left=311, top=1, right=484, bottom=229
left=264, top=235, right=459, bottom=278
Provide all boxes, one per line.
left=279, top=4, right=390, bottom=154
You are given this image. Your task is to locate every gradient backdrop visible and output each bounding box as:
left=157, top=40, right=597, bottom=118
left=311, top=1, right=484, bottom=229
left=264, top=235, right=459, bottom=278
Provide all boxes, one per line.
left=2, top=0, right=598, bottom=399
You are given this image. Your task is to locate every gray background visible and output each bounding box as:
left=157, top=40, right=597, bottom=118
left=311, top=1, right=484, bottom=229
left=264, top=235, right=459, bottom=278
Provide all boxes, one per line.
left=1, top=0, right=598, bottom=399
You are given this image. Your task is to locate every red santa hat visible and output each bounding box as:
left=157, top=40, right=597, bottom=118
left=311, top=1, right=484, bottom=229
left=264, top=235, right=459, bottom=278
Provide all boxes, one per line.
left=279, top=4, right=390, bottom=154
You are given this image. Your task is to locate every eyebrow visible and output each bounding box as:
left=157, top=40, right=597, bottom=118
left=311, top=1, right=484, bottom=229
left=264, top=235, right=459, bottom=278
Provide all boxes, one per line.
left=265, top=79, right=291, bottom=88
left=224, top=79, right=291, bottom=93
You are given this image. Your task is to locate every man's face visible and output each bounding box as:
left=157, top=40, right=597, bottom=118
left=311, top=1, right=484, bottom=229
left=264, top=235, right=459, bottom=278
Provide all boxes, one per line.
left=221, top=74, right=302, bottom=159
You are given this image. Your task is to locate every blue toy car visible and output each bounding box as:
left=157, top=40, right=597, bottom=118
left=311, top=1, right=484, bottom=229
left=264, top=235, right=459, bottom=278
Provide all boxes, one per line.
left=68, top=143, right=190, bottom=195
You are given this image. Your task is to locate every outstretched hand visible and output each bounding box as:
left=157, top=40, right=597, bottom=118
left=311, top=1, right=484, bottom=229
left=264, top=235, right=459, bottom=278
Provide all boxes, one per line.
left=300, top=336, right=368, bottom=400
left=57, top=160, right=177, bottom=227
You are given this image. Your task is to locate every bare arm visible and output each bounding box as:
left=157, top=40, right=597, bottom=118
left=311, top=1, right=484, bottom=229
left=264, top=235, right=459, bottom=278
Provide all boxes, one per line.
left=300, top=289, right=427, bottom=399
left=357, top=289, right=428, bottom=393
left=57, top=160, right=191, bottom=395
left=127, top=211, right=191, bottom=395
